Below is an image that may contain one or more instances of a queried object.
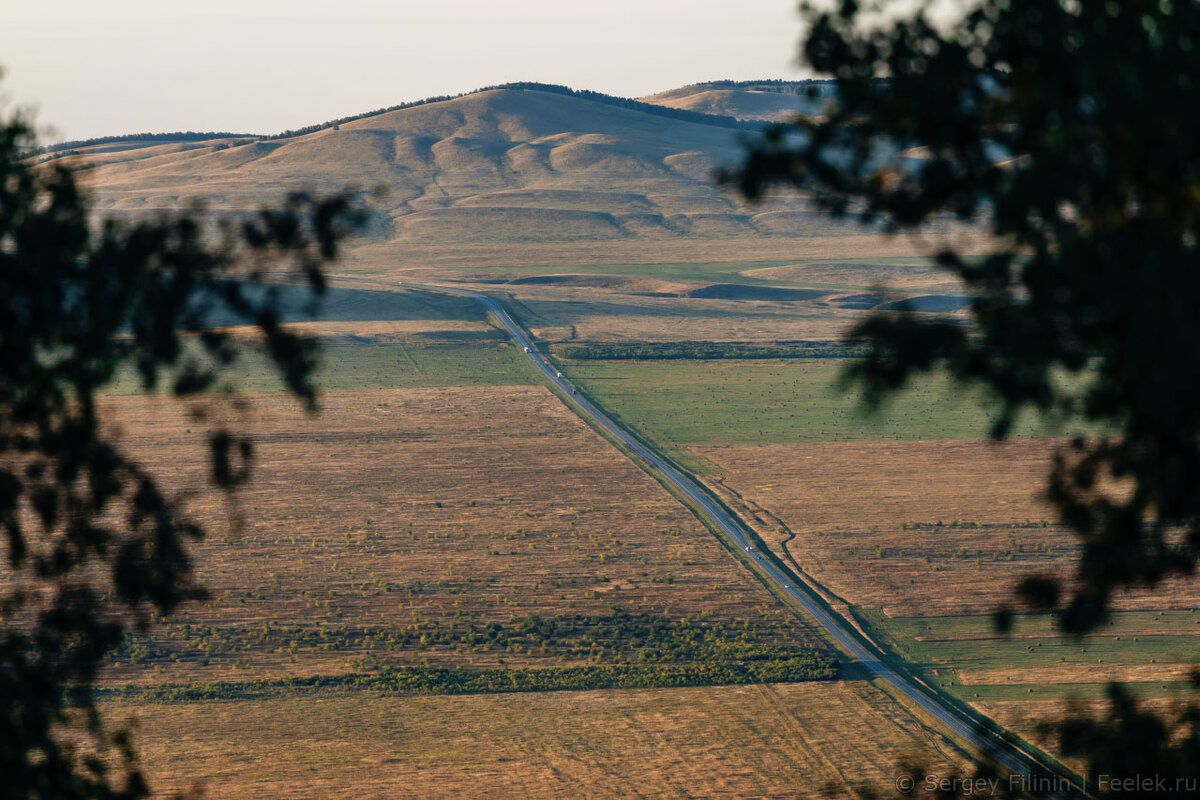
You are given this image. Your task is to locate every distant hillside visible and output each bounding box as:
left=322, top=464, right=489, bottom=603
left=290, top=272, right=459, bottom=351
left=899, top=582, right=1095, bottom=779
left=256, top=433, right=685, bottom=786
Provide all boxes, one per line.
left=36, top=82, right=760, bottom=158
left=640, top=80, right=837, bottom=123
left=32, top=131, right=255, bottom=159
left=73, top=83, right=838, bottom=246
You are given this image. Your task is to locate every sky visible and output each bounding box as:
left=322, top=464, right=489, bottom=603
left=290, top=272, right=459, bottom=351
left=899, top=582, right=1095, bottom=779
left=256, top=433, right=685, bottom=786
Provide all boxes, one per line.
left=2, top=0, right=806, bottom=143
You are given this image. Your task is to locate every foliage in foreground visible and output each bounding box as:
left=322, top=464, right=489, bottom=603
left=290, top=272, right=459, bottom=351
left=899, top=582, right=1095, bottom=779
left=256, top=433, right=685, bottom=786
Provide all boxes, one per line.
left=737, top=0, right=1200, bottom=635
left=733, top=0, right=1200, bottom=793
left=1, top=100, right=363, bottom=797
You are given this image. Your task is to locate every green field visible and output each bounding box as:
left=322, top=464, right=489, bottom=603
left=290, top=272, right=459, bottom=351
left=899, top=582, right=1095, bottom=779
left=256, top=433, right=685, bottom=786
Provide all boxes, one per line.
left=857, top=609, right=1200, bottom=704
left=877, top=611, right=1200, bottom=641
left=106, top=340, right=537, bottom=394
left=565, top=358, right=1078, bottom=467
left=899, top=631, right=1198, bottom=674
left=308, top=341, right=536, bottom=390
left=439, top=256, right=953, bottom=292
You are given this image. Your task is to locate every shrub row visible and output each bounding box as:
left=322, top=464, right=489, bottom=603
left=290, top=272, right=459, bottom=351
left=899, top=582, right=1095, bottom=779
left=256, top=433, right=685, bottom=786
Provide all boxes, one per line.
left=121, top=652, right=837, bottom=703
left=113, top=611, right=812, bottom=666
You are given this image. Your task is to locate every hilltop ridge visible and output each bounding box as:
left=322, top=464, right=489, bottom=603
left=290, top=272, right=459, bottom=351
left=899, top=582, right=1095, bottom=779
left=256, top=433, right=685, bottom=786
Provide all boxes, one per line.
left=74, top=82, right=839, bottom=247
left=37, top=82, right=763, bottom=158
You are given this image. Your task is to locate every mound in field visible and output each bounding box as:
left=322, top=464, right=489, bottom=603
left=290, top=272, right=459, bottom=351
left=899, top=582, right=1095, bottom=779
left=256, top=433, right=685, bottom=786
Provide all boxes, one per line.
left=826, top=292, right=889, bottom=309
left=506, top=274, right=694, bottom=295
left=686, top=284, right=829, bottom=301
left=877, top=295, right=972, bottom=313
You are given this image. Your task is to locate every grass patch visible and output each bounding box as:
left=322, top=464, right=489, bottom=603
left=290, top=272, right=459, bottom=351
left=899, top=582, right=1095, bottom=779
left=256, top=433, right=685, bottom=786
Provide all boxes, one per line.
left=857, top=608, right=1200, bottom=708
left=566, top=358, right=1079, bottom=456
left=864, top=610, right=1200, bottom=674
left=105, top=340, right=536, bottom=394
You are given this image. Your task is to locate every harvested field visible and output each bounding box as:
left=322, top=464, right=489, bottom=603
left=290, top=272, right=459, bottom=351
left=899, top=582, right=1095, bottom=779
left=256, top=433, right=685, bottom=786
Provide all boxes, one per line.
left=700, top=440, right=1058, bottom=535
left=105, top=681, right=965, bottom=799
left=698, top=440, right=1197, bottom=617
left=978, top=694, right=1198, bottom=778
left=332, top=249, right=989, bottom=345
left=347, top=230, right=998, bottom=273
left=96, top=385, right=819, bottom=686
left=512, top=293, right=863, bottom=343
left=698, top=437, right=1200, bottom=760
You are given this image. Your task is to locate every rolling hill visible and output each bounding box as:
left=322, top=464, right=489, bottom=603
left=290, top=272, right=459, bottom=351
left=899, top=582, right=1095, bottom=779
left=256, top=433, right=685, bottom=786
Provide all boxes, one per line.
left=63, top=83, right=846, bottom=248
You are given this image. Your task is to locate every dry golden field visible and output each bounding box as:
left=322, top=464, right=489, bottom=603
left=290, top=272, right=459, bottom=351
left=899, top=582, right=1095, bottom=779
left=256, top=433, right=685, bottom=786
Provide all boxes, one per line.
left=83, top=339, right=980, bottom=799
left=697, top=439, right=1199, bottom=618
left=106, top=681, right=965, bottom=799
left=975, top=695, right=1194, bottom=778
left=344, top=228, right=995, bottom=277
left=97, top=384, right=822, bottom=686
left=695, top=437, right=1200, bottom=738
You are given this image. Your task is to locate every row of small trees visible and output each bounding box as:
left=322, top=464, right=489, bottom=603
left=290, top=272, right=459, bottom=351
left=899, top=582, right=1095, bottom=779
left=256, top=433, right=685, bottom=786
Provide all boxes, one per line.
left=133, top=652, right=838, bottom=703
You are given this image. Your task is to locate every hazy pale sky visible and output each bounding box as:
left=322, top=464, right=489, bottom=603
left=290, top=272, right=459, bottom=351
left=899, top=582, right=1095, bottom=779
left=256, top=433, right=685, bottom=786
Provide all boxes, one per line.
left=2, top=0, right=806, bottom=142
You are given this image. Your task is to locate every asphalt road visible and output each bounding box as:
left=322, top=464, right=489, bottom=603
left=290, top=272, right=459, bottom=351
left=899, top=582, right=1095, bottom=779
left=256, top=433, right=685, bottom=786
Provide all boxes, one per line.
left=333, top=276, right=1075, bottom=795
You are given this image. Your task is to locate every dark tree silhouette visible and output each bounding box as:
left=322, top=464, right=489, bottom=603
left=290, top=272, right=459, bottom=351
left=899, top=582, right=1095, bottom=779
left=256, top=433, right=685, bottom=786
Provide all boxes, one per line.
left=0, top=99, right=364, bottom=798
left=731, top=0, right=1200, bottom=794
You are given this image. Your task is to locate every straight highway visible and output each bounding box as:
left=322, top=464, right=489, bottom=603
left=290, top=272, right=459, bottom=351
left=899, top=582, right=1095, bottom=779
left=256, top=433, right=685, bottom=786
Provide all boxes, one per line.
left=333, top=275, right=1079, bottom=796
